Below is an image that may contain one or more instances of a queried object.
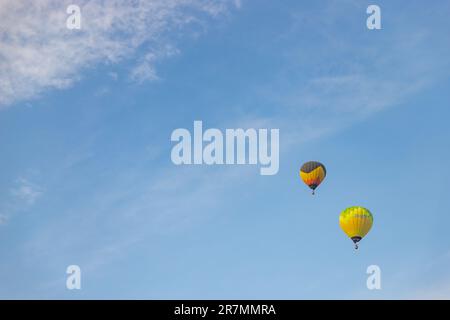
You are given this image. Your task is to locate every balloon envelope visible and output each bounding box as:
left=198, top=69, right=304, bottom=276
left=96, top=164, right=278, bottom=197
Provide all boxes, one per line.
left=300, top=161, right=326, bottom=193
left=339, top=206, right=373, bottom=248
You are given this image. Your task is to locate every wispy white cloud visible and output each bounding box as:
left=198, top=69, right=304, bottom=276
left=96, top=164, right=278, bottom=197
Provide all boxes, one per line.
left=0, top=177, right=44, bottom=226
left=0, top=0, right=239, bottom=108
left=247, top=2, right=450, bottom=150
left=129, top=45, right=180, bottom=83
left=11, top=177, right=44, bottom=206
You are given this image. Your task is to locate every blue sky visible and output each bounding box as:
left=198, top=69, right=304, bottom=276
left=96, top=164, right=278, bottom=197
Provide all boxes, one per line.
left=1, top=0, right=450, bottom=299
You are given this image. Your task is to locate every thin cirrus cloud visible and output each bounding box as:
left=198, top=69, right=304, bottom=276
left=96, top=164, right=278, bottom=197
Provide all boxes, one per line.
left=0, top=0, right=239, bottom=108
left=10, top=177, right=43, bottom=206
left=0, top=177, right=43, bottom=225
left=250, top=2, right=450, bottom=149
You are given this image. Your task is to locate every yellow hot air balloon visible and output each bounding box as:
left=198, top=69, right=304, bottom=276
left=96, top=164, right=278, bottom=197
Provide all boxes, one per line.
left=299, top=161, right=326, bottom=195
left=339, top=206, right=373, bottom=249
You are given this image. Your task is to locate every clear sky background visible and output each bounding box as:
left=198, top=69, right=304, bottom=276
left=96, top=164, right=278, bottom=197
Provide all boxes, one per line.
left=0, top=0, right=450, bottom=299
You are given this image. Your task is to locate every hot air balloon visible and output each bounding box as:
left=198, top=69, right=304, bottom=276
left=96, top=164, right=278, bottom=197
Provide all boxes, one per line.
left=299, top=161, right=326, bottom=195
left=339, top=206, right=373, bottom=249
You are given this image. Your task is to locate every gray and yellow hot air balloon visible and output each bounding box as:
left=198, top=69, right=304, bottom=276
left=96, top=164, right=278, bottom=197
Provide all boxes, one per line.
left=299, top=161, right=326, bottom=195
